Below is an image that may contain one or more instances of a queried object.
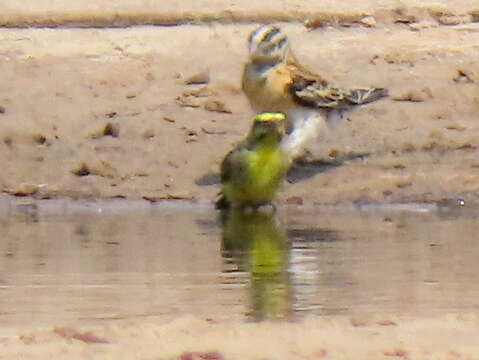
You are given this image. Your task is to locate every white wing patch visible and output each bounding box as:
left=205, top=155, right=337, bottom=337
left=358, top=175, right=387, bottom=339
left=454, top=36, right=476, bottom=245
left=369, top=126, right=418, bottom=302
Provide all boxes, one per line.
left=281, top=109, right=327, bottom=160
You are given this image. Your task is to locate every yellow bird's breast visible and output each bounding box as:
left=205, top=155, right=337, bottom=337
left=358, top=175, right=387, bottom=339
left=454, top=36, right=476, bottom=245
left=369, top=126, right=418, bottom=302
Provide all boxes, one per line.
left=249, top=146, right=284, bottom=186
left=243, top=145, right=286, bottom=202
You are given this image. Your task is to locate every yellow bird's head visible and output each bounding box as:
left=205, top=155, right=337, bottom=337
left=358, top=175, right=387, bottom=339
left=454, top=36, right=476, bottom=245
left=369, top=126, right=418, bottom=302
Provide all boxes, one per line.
left=247, top=25, right=290, bottom=67
left=249, top=112, right=286, bottom=144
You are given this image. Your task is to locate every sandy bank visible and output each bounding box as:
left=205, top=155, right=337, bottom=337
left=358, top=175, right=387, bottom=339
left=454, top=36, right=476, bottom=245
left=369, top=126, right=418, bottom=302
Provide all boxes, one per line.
left=2, top=314, right=478, bottom=359
left=1, top=22, right=479, bottom=204
left=0, top=0, right=478, bottom=27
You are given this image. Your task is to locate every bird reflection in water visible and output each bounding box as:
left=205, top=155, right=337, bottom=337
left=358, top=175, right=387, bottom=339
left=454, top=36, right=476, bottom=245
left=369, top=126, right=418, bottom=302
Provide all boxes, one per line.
left=220, top=210, right=292, bottom=321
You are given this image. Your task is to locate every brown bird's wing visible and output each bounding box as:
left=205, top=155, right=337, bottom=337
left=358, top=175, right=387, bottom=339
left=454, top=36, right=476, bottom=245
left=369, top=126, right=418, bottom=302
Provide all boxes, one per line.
left=286, top=56, right=388, bottom=109
left=290, top=75, right=347, bottom=108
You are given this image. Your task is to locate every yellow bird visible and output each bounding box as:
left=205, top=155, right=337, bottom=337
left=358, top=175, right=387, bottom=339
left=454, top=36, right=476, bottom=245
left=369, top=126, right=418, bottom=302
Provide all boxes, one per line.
left=216, top=112, right=289, bottom=210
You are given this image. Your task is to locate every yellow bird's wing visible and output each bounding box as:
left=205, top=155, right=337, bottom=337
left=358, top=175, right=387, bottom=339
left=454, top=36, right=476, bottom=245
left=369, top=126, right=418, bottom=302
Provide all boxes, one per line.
left=220, top=143, right=248, bottom=184
left=216, top=143, right=250, bottom=210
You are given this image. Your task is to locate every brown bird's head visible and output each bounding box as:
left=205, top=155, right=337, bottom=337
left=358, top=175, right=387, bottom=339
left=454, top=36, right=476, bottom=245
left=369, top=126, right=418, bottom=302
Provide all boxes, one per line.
left=247, top=25, right=290, bottom=67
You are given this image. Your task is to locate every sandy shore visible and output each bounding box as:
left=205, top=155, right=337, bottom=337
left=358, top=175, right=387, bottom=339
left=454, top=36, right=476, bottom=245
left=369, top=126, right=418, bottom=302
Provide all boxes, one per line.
left=1, top=0, right=478, bottom=27
left=2, top=314, right=478, bottom=359
left=1, top=19, right=479, bottom=205
left=1, top=1, right=479, bottom=205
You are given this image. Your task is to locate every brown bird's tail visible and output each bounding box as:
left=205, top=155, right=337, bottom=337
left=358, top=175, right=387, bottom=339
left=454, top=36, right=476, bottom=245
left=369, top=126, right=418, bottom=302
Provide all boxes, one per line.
left=346, top=88, right=388, bottom=105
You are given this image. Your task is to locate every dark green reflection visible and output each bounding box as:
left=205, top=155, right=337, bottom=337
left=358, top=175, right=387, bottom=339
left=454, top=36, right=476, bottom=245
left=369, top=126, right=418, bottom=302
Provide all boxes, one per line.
left=220, top=210, right=292, bottom=321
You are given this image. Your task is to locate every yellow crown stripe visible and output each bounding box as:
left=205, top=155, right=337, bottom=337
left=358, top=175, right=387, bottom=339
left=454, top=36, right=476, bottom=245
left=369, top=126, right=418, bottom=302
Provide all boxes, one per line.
left=254, top=112, right=286, bottom=122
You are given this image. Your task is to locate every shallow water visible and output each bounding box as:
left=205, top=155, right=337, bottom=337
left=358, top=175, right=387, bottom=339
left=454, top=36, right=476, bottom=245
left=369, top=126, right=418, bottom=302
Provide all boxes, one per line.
left=1, top=199, right=478, bottom=327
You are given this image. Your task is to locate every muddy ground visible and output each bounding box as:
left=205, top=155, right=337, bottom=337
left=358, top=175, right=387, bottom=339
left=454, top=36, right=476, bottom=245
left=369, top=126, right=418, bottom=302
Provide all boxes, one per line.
left=1, top=2, right=479, bottom=205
